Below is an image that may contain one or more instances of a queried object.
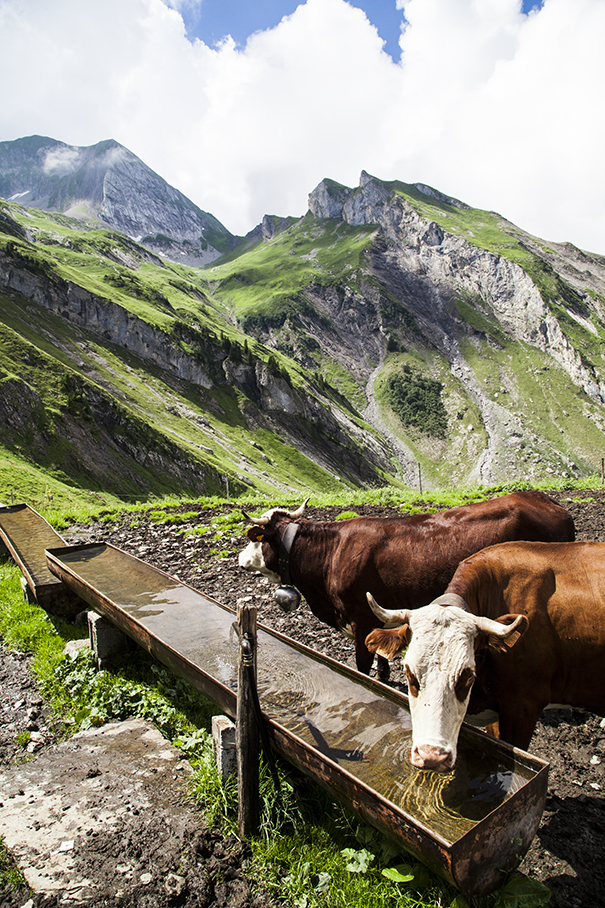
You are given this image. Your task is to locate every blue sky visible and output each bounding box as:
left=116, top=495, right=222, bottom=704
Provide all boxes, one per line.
left=188, top=1, right=406, bottom=60
left=0, top=0, right=603, bottom=254
left=186, top=0, right=545, bottom=61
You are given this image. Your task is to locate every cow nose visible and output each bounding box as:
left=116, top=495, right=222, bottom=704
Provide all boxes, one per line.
left=410, top=743, right=454, bottom=772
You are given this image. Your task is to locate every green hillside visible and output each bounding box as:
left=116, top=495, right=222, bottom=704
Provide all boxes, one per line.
left=2, top=168, right=605, bottom=510
left=0, top=201, right=398, bottom=509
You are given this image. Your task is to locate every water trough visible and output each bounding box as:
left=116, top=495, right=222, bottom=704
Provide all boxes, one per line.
left=0, top=504, right=80, bottom=616
left=42, top=539, right=549, bottom=898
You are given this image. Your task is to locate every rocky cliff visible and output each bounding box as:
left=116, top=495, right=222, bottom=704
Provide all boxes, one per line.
left=293, top=172, right=605, bottom=484
left=309, top=171, right=605, bottom=403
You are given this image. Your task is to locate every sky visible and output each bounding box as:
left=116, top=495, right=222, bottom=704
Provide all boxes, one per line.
left=0, top=0, right=604, bottom=254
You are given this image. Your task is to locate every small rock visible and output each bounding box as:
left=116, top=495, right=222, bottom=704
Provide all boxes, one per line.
left=116, top=863, right=133, bottom=876
left=165, top=873, right=186, bottom=897
left=63, top=639, right=91, bottom=658
left=51, top=839, right=74, bottom=855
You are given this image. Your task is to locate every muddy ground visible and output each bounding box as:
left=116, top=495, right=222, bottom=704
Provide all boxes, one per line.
left=1, top=490, right=605, bottom=907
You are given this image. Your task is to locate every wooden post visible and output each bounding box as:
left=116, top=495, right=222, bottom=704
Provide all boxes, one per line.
left=601, top=458, right=604, bottom=486
left=418, top=463, right=423, bottom=496
left=236, top=602, right=259, bottom=837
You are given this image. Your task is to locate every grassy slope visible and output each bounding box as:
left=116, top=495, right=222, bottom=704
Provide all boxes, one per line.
left=205, top=216, right=377, bottom=323
left=2, top=202, right=386, bottom=505
left=205, top=184, right=605, bottom=485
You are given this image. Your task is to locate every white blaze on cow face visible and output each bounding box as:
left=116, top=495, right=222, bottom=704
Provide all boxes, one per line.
left=239, top=501, right=309, bottom=585
left=238, top=539, right=280, bottom=583
left=403, top=604, right=479, bottom=773
left=363, top=596, right=527, bottom=772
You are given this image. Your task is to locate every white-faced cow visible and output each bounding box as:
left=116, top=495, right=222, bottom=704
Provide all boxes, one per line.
left=239, top=491, right=574, bottom=681
left=366, top=539, right=605, bottom=772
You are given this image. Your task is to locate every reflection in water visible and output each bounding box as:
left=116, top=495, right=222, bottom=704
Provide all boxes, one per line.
left=53, top=543, right=537, bottom=845
left=304, top=717, right=365, bottom=762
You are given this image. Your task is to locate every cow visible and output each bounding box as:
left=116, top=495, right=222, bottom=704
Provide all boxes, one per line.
left=365, top=539, right=605, bottom=773
left=238, top=491, right=574, bottom=681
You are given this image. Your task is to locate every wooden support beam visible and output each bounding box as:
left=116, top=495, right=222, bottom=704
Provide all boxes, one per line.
left=236, top=602, right=259, bottom=837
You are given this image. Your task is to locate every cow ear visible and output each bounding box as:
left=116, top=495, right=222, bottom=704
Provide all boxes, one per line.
left=478, top=614, right=529, bottom=653
left=365, top=626, right=411, bottom=660
left=246, top=525, right=275, bottom=543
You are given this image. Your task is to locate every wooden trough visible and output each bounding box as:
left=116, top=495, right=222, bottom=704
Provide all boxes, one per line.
left=44, top=540, right=549, bottom=898
left=0, top=504, right=81, bottom=617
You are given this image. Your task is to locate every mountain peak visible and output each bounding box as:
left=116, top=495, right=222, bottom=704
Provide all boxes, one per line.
left=0, top=136, right=232, bottom=265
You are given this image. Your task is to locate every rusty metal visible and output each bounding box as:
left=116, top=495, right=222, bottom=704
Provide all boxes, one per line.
left=0, top=504, right=81, bottom=617
left=45, top=540, right=548, bottom=897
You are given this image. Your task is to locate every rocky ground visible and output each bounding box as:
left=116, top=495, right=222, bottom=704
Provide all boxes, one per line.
left=1, top=490, right=605, bottom=907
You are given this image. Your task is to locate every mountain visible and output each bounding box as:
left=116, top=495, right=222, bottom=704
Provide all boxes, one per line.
left=0, top=136, right=235, bottom=265
left=2, top=140, right=605, bottom=507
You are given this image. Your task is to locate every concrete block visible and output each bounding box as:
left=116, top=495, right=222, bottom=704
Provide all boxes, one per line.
left=212, top=715, right=237, bottom=782
left=88, top=611, right=131, bottom=669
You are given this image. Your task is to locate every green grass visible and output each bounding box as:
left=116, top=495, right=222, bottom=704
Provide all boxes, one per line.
left=373, top=351, right=489, bottom=489
left=0, top=243, right=379, bottom=500
left=0, top=835, right=28, bottom=894
left=0, top=295, right=359, bottom=503
left=205, top=217, right=378, bottom=326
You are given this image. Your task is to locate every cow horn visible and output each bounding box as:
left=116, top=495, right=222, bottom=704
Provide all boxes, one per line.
left=366, top=592, right=412, bottom=628
left=474, top=613, right=527, bottom=647
left=288, top=497, right=310, bottom=519
left=241, top=496, right=310, bottom=527
left=241, top=509, right=271, bottom=526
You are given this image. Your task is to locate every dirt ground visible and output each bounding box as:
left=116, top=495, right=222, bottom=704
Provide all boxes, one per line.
left=2, top=490, right=605, bottom=907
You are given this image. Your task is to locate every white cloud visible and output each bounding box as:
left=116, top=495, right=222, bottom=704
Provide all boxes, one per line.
left=0, top=0, right=604, bottom=252
left=43, top=146, right=81, bottom=175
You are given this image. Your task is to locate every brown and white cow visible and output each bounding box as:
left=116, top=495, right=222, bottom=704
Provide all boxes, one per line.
left=366, top=540, right=605, bottom=772
left=239, top=491, right=574, bottom=680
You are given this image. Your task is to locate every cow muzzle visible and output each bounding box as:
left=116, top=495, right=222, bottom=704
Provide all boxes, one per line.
left=410, top=743, right=455, bottom=773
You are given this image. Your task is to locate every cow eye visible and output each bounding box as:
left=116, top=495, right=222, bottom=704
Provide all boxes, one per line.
left=404, top=665, right=420, bottom=698
left=454, top=667, right=475, bottom=702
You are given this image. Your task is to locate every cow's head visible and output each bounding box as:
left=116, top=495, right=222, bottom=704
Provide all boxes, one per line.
left=365, top=593, right=528, bottom=772
left=238, top=498, right=309, bottom=582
